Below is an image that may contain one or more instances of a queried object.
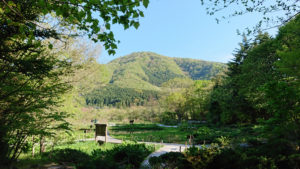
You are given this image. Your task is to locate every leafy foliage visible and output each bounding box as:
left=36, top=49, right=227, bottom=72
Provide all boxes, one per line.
left=162, top=80, right=213, bottom=122
left=0, top=41, right=73, bottom=166
left=0, top=0, right=149, bottom=167
left=92, top=143, right=153, bottom=169
left=149, top=152, right=192, bottom=169
left=0, top=0, right=149, bottom=54
left=150, top=143, right=299, bottom=169
left=40, top=142, right=154, bottom=169
left=204, top=14, right=300, bottom=169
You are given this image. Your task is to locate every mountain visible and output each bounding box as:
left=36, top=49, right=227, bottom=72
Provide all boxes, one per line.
left=107, top=52, right=226, bottom=90
left=174, top=57, right=226, bottom=80
left=85, top=52, right=226, bottom=107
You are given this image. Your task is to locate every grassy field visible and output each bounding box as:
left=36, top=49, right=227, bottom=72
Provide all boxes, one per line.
left=17, top=141, right=114, bottom=169
left=109, top=123, right=259, bottom=145
left=109, top=124, right=192, bottom=144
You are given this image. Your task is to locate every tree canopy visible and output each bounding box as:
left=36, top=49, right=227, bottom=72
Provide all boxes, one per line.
left=0, top=0, right=149, bottom=167
left=1, top=0, right=149, bottom=54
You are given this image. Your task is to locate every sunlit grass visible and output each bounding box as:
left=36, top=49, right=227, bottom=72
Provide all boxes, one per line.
left=109, top=123, right=258, bottom=144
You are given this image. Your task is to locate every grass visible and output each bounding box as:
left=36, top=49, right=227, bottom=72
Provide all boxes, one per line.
left=109, top=124, right=195, bottom=144
left=15, top=123, right=259, bottom=169
left=17, top=141, right=114, bottom=168
left=109, top=123, right=259, bottom=145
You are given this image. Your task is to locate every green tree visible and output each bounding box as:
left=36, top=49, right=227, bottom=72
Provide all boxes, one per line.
left=208, top=14, right=300, bottom=147
left=0, top=44, right=72, bottom=166
left=0, top=0, right=149, bottom=54
left=0, top=0, right=149, bottom=167
left=259, top=15, right=300, bottom=144
left=164, top=92, right=187, bottom=122
left=184, top=80, right=213, bottom=120
left=208, top=36, right=257, bottom=124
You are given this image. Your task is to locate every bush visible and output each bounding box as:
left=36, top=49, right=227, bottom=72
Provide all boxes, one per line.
left=111, top=124, right=163, bottom=131
left=194, top=127, right=216, bottom=143
left=160, top=111, right=178, bottom=125
left=149, top=152, right=192, bottom=169
left=92, top=143, right=153, bottom=169
left=42, top=143, right=153, bottom=169
left=48, top=148, right=91, bottom=167
left=179, top=122, right=195, bottom=132
left=185, top=145, right=221, bottom=169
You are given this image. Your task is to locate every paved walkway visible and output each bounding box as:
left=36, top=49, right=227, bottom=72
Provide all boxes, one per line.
left=80, top=127, right=210, bottom=168
left=95, top=136, right=207, bottom=168
left=140, top=143, right=202, bottom=168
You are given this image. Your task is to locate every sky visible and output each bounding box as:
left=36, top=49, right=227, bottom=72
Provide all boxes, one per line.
left=97, top=0, right=278, bottom=64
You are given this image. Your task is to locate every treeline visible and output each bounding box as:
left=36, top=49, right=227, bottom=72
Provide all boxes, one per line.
left=160, top=15, right=299, bottom=168
left=165, top=15, right=299, bottom=134
left=85, top=86, right=160, bottom=107
left=208, top=17, right=299, bottom=129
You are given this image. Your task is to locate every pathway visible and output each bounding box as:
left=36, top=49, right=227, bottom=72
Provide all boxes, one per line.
left=81, top=125, right=208, bottom=168
left=95, top=136, right=206, bottom=168
left=140, top=143, right=203, bottom=168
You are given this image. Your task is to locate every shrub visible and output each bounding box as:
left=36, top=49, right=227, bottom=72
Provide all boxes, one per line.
left=149, top=152, right=192, bottom=169
left=194, top=127, right=216, bottom=143
left=42, top=143, right=153, bottom=169
left=179, top=122, right=194, bottom=132
left=92, top=143, right=153, bottom=169
left=111, top=124, right=163, bottom=131
left=185, top=145, right=221, bottom=169
left=48, top=148, right=91, bottom=167
left=160, top=111, right=178, bottom=125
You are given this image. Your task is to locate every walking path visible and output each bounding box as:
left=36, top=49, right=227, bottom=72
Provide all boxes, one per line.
left=79, top=125, right=209, bottom=168
left=140, top=143, right=206, bottom=168
left=95, top=135, right=207, bottom=168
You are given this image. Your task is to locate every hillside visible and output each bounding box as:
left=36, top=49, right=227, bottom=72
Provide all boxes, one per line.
left=85, top=52, right=226, bottom=107
left=107, top=52, right=226, bottom=89
left=174, top=58, right=226, bottom=80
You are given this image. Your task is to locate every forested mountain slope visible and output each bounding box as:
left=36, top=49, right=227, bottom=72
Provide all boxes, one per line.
left=107, top=52, right=226, bottom=89
left=107, top=52, right=186, bottom=90
left=85, top=52, right=226, bottom=107
left=174, top=57, right=227, bottom=80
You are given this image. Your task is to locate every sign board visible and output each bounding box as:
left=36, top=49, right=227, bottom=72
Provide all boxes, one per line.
left=95, top=123, right=107, bottom=142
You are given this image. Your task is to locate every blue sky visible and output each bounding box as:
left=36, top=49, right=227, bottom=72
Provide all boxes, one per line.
left=97, top=0, right=277, bottom=64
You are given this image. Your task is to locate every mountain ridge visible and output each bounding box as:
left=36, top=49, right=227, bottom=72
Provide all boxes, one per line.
left=106, top=52, right=226, bottom=90
left=84, top=52, right=226, bottom=107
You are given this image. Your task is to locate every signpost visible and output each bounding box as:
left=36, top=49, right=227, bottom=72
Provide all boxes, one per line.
left=95, top=123, right=107, bottom=143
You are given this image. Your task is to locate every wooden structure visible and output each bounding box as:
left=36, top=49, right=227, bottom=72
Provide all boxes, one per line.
left=129, top=120, right=134, bottom=124
left=95, top=123, right=107, bottom=143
